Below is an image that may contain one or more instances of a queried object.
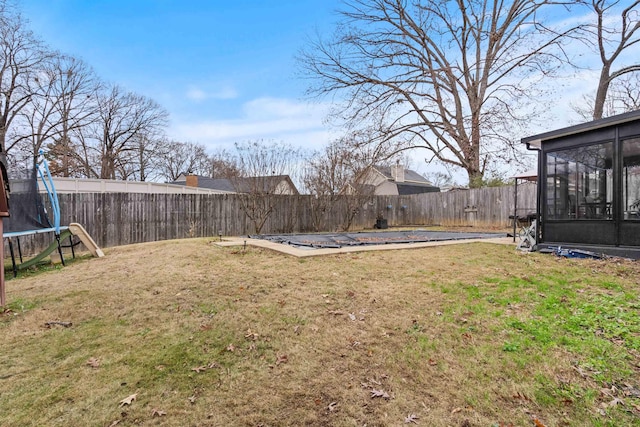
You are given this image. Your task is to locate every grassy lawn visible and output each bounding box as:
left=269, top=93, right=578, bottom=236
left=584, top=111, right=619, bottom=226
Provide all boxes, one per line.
left=1, top=239, right=639, bottom=426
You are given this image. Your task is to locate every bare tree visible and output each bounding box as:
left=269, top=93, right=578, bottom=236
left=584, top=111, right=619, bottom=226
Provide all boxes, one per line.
left=573, top=73, right=640, bottom=120
left=206, top=150, right=241, bottom=179
left=231, top=140, right=302, bottom=234
left=15, top=54, right=101, bottom=170
left=0, top=0, right=51, bottom=157
left=93, top=85, right=168, bottom=179
left=300, top=0, right=574, bottom=186
left=303, top=135, right=379, bottom=231
left=155, top=140, right=210, bottom=182
left=610, top=72, right=640, bottom=111
left=424, top=171, right=455, bottom=188
left=44, top=55, right=101, bottom=176
left=580, top=0, right=640, bottom=120
left=115, top=133, right=167, bottom=181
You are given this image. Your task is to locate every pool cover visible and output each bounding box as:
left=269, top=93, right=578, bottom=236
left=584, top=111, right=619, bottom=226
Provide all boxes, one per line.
left=250, top=230, right=505, bottom=249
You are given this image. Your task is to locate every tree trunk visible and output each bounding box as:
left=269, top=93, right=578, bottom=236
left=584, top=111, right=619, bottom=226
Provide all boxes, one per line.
left=467, top=113, right=483, bottom=188
left=593, top=65, right=612, bottom=120
left=100, top=155, right=116, bottom=180
left=0, top=127, right=5, bottom=154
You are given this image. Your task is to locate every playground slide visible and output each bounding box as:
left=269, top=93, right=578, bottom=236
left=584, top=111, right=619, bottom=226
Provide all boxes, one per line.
left=18, top=228, right=73, bottom=270
left=69, top=223, right=105, bottom=258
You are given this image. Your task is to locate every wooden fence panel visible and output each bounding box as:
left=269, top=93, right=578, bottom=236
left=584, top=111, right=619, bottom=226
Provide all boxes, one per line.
left=5, top=184, right=537, bottom=256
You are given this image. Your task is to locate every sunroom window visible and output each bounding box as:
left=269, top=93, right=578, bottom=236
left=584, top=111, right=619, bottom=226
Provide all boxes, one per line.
left=623, top=137, right=640, bottom=220
left=545, top=142, right=613, bottom=220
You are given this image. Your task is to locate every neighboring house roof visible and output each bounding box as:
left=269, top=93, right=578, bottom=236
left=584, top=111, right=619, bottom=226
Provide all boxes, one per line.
left=396, top=182, right=440, bottom=195
left=174, top=176, right=236, bottom=192
left=372, top=165, right=434, bottom=184
left=173, top=174, right=299, bottom=195
left=368, top=165, right=440, bottom=195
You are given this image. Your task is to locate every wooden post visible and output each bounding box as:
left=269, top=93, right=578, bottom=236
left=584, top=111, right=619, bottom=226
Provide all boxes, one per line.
left=0, top=167, right=9, bottom=307
left=0, top=217, right=4, bottom=307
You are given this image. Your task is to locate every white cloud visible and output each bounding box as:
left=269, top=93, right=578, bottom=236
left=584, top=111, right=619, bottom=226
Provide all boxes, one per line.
left=242, top=97, right=311, bottom=120
left=186, top=87, right=207, bottom=101
left=185, top=85, right=238, bottom=101
left=171, top=97, right=335, bottom=152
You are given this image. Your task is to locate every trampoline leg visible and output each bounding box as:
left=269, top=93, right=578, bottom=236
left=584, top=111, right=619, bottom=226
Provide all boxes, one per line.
left=8, top=238, right=17, bottom=278
left=55, top=234, right=66, bottom=267
left=17, top=236, right=23, bottom=263
left=69, top=234, right=76, bottom=259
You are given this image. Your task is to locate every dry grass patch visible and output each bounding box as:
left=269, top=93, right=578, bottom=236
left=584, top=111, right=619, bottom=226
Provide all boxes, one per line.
left=1, top=239, right=639, bottom=426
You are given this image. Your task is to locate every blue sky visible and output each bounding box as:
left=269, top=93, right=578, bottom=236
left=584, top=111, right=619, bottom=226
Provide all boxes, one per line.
left=15, top=1, right=635, bottom=182
left=19, top=0, right=342, bottom=153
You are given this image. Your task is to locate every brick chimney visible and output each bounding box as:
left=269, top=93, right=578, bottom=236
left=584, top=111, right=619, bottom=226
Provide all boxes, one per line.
left=185, top=174, right=198, bottom=187
left=391, top=162, right=405, bottom=182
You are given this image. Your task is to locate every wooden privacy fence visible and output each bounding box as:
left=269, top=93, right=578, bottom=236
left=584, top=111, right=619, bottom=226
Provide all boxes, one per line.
left=9, top=182, right=536, bottom=255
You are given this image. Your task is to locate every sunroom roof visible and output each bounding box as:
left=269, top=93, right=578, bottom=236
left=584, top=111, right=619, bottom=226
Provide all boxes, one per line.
left=521, top=109, right=640, bottom=150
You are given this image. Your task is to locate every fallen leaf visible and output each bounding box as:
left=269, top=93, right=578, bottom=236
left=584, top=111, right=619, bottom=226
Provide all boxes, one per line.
left=276, top=354, right=288, bottom=365
left=348, top=313, right=356, bottom=321
left=404, top=413, right=419, bottom=424
left=44, top=321, right=72, bottom=328
left=533, top=418, right=547, bottom=427
left=428, top=358, right=437, bottom=366
left=151, top=408, right=166, bottom=417
left=107, top=421, right=120, bottom=427
left=226, top=343, right=235, bottom=352
left=118, top=393, right=137, bottom=407
left=608, top=397, right=625, bottom=407
left=245, top=329, right=259, bottom=340
left=328, top=401, right=338, bottom=412
left=370, top=389, right=390, bottom=399
left=451, top=407, right=463, bottom=414
left=86, top=357, right=100, bottom=368
left=512, top=391, right=530, bottom=401
left=191, top=365, right=207, bottom=373
left=188, top=395, right=197, bottom=404
left=207, top=362, right=219, bottom=369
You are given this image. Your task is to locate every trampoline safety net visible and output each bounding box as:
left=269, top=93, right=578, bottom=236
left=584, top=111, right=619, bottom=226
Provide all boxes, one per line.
left=5, top=163, right=53, bottom=234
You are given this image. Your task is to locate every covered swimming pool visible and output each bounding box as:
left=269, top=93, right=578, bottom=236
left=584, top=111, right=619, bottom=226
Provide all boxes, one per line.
left=250, top=229, right=505, bottom=249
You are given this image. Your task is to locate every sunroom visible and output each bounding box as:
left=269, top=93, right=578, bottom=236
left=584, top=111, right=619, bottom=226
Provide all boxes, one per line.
left=521, top=110, right=640, bottom=258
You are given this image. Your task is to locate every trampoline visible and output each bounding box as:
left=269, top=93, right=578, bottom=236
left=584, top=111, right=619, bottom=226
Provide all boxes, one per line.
left=3, top=151, right=71, bottom=276
left=250, top=229, right=506, bottom=249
